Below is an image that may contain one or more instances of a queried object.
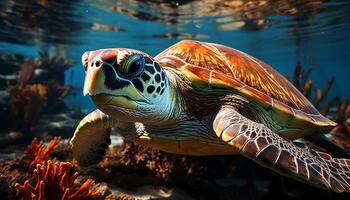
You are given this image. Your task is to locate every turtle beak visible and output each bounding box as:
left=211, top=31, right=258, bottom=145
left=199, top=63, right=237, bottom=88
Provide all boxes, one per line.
left=83, top=63, right=106, bottom=96
left=82, top=51, right=105, bottom=96
left=83, top=65, right=137, bottom=109
left=82, top=59, right=143, bottom=109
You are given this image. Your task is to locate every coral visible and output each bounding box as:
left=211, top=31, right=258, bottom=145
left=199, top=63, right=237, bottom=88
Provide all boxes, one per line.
left=288, top=61, right=336, bottom=112
left=7, top=59, right=47, bottom=133
left=118, top=140, right=151, bottom=169
left=25, top=137, right=61, bottom=171
left=5, top=51, right=74, bottom=135
left=15, top=160, right=98, bottom=200
left=16, top=60, right=37, bottom=86
left=35, top=52, right=74, bottom=85
left=37, top=52, right=73, bottom=71
left=44, top=80, right=70, bottom=112
left=117, top=140, right=206, bottom=182
left=8, top=83, right=47, bottom=133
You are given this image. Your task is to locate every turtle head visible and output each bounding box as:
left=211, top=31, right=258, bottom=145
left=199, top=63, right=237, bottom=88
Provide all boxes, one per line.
left=82, top=48, right=170, bottom=121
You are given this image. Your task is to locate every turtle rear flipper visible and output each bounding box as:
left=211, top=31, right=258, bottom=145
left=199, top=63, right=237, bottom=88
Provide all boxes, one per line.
left=71, top=109, right=118, bottom=167
left=213, top=106, right=350, bottom=193
left=302, top=134, right=350, bottom=158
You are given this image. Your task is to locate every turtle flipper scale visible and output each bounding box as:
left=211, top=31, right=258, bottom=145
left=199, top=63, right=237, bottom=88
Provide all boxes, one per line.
left=213, top=106, right=350, bottom=193
left=71, top=109, right=118, bottom=167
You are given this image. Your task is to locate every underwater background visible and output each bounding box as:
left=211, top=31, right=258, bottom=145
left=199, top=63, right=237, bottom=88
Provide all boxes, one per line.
left=0, top=0, right=350, bottom=200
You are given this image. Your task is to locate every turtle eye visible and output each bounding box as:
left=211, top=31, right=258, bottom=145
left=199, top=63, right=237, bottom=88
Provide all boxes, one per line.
left=120, top=54, right=144, bottom=78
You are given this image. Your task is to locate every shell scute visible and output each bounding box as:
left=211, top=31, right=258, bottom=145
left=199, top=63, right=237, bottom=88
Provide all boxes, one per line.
left=210, top=71, right=245, bottom=90
left=180, top=64, right=211, bottom=87
left=155, top=40, right=336, bottom=130
left=271, top=99, right=295, bottom=127
left=239, top=86, right=272, bottom=109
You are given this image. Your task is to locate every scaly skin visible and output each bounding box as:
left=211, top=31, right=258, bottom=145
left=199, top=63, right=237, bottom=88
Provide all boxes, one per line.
left=213, top=106, right=350, bottom=192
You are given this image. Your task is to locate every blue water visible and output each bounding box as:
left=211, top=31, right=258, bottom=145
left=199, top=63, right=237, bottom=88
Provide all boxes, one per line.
left=1, top=0, right=350, bottom=111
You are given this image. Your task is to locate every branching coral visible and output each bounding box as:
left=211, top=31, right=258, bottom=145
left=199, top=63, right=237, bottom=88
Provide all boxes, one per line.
left=25, top=137, right=61, bottom=171
left=7, top=60, right=47, bottom=134
left=118, top=140, right=206, bottom=182
left=288, top=61, right=336, bottom=112
left=36, top=52, right=74, bottom=85
left=118, top=140, right=175, bottom=179
left=44, top=80, right=70, bottom=112
left=15, top=160, right=98, bottom=200
left=39, top=52, right=74, bottom=69
left=6, top=51, right=74, bottom=134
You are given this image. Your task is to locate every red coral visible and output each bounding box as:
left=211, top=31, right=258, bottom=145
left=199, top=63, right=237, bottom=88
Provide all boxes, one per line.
left=15, top=160, right=98, bottom=200
left=25, top=136, right=61, bottom=171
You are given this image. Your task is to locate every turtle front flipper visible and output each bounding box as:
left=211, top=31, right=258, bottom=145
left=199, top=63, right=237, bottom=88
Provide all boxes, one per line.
left=71, top=109, right=119, bottom=167
left=213, top=106, right=350, bottom=193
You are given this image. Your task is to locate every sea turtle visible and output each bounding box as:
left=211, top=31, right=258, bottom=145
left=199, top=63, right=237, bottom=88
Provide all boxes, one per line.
left=71, top=40, right=350, bottom=193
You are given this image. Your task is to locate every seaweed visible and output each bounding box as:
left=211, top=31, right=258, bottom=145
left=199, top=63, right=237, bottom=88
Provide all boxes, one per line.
left=15, top=160, right=98, bottom=200
left=25, top=136, right=61, bottom=171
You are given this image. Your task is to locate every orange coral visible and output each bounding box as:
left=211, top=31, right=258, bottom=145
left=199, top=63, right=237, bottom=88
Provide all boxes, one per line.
left=15, top=160, right=98, bottom=200
left=25, top=137, right=61, bottom=171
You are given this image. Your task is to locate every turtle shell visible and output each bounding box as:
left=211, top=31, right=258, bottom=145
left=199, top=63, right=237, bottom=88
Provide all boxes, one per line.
left=155, top=40, right=336, bottom=137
